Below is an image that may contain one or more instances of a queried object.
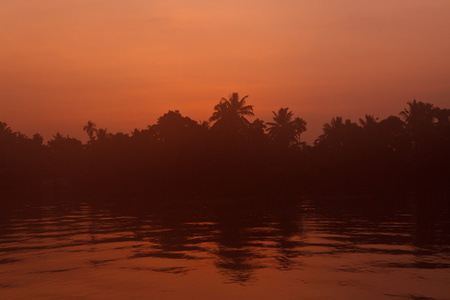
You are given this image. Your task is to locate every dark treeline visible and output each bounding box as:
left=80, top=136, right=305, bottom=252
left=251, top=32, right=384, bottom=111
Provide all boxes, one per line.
left=1, top=93, right=449, bottom=197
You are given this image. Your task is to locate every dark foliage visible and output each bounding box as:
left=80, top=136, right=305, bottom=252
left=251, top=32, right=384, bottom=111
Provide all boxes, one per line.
left=0, top=96, right=449, bottom=199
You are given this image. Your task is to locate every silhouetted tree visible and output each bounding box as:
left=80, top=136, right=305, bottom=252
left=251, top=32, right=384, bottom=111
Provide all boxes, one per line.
left=434, top=108, right=450, bottom=127
left=246, top=119, right=267, bottom=145
left=0, top=122, right=13, bottom=135
left=95, top=128, right=110, bottom=143
left=209, top=93, right=254, bottom=133
left=267, top=107, right=307, bottom=148
left=315, top=117, right=352, bottom=148
left=400, top=100, right=436, bottom=153
left=400, top=100, right=435, bottom=129
left=376, top=116, right=407, bottom=152
left=47, top=133, right=83, bottom=155
left=359, top=114, right=378, bottom=129
left=83, top=121, right=97, bottom=143
left=32, top=133, right=44, bottom=146
left=155, top=110, right=206, bottom=145
left=1, top=97, right=449, bottom=195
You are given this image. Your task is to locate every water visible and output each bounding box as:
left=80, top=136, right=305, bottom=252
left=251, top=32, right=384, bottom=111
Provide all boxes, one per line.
left=1, top=194, right=449, bottom=299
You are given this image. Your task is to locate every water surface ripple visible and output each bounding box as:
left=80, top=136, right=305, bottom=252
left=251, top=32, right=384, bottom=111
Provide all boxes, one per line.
left=0, top=195, right=449, bottom=299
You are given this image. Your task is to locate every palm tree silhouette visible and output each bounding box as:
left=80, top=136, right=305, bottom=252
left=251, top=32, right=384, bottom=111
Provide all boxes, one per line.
left=267, top=107, right=307, bottom=148
left=96, top=128, right=110, bottom=143
left=400, top=100, right=435, bottom=130
left=400, top=100, right=436, bottom=152
left=83, top=121, right=97, bottom=143
left=315, top=117, right=361, bottom=147
left=359, top=114, right=378, bottom=129
left=316, top=116, right=344, bottom=144
left=209, top=93, right=254, bottom=130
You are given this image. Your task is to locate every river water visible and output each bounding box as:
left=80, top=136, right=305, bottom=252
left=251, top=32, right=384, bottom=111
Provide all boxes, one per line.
left=0, top=193, right=449, bottom=299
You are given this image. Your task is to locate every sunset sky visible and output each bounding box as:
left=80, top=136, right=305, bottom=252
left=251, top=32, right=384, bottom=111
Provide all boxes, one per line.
left=1, top=0, right=450, bottom=143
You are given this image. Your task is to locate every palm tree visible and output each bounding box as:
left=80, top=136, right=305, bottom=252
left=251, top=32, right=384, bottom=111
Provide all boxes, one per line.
left=400, top=100, right=436, bottom=152
left=316, top=116, right=343, bottom=144
left=315, top=117, right=360, bottom=147
left=359, top=114, right=378, bottom=128
left=267, top=107, right=307, bottom=148
left=400, top=100, right=435, bottom=130
left=83, top=121, right=97, bottom=143
left=96, top=128, right=110, bottom=143
left=209, top=93, right=254, bottom=130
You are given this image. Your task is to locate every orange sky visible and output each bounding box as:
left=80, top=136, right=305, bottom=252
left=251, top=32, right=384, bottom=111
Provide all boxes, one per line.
left=1, top=0, right=450, bottom=143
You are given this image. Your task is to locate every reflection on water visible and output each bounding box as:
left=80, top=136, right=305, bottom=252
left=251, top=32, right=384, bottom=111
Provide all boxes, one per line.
left=0, top=194, right=449, bottom=299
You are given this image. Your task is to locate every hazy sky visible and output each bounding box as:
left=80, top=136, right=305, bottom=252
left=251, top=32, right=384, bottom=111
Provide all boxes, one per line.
left=1, top=0, right=450, bottom=142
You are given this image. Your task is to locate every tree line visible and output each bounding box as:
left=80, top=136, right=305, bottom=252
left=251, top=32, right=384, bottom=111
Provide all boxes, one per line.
left=1, top=93, right=449, bottom=196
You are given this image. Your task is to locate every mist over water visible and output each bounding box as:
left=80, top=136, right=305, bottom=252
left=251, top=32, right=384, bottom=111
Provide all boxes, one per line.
left=1, top=193, right=449, bottom=299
